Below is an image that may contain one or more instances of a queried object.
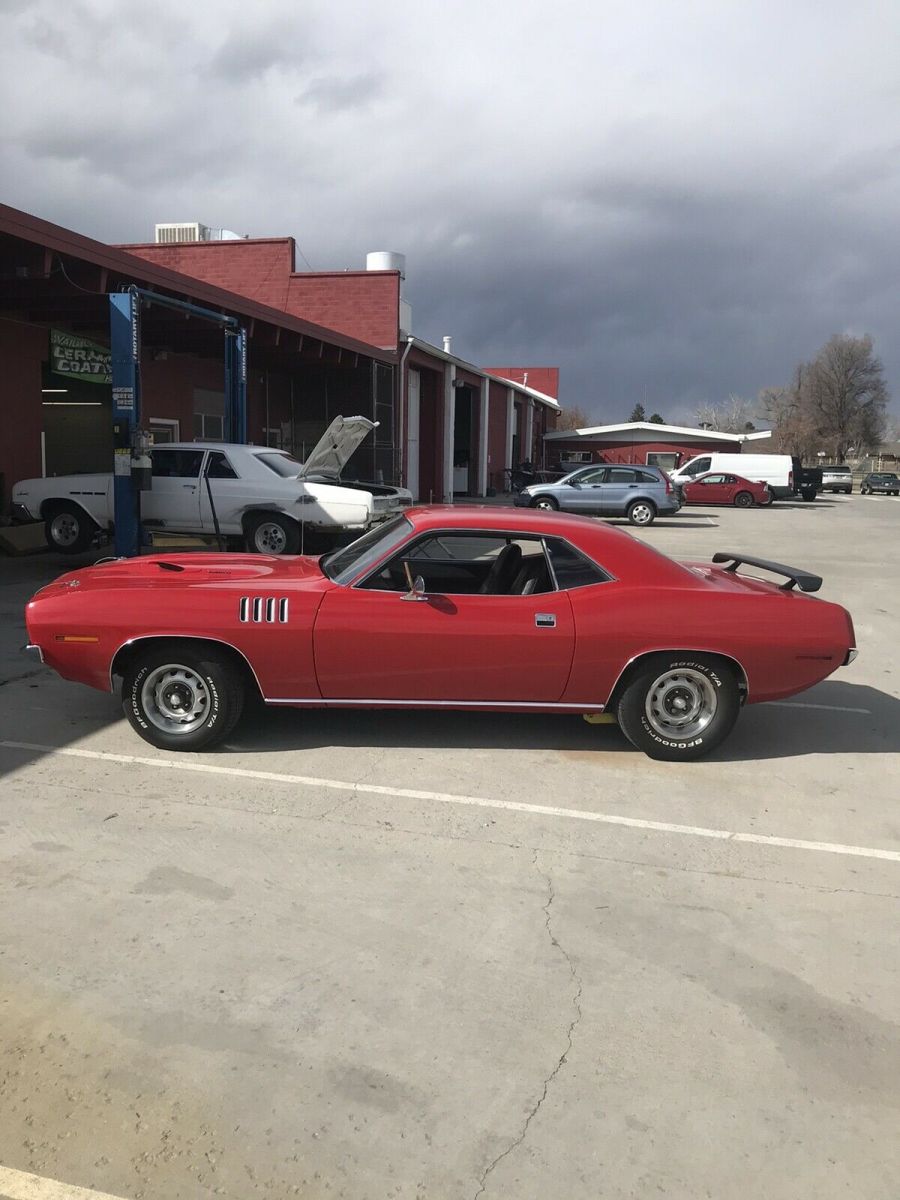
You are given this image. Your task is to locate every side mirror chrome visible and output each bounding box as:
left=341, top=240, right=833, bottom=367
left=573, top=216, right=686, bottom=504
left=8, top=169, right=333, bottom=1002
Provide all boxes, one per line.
left=401, top=559, right=428, bottom=601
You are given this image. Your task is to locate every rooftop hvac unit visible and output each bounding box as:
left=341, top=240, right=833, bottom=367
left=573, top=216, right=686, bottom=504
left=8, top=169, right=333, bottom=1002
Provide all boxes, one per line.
left=154, top=222, right=211, bottom=244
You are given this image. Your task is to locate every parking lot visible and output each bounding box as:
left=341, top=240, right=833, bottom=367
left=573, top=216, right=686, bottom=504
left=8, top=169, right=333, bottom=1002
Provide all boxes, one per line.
left=1, top=492, right=898, bottom=1200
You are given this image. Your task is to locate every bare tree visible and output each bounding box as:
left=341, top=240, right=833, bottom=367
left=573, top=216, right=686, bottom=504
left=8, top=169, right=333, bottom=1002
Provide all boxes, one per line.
left=803, top=334, right=888, bottom=460
left=694, top=394, right=758, bottom=434
left=554, top=404, right=591, bottom=431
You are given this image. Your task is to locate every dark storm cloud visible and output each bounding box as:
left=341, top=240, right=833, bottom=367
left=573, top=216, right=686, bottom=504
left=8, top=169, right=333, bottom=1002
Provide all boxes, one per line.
left=2, top=0, right=899, bottom=424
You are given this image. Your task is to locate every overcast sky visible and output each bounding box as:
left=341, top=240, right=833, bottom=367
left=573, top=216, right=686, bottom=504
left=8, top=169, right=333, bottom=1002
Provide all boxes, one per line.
left=3, top=0, right=899, bottom=423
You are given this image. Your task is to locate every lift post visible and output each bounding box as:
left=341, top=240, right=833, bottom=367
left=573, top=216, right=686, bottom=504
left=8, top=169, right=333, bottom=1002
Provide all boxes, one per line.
left=107, top=286, right=248, bottom=556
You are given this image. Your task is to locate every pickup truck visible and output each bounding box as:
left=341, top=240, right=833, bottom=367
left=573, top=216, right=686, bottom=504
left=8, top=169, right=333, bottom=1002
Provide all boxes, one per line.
left=791, top=458, right=823, bottom=502
left=12, top=416, right=412, bottom=555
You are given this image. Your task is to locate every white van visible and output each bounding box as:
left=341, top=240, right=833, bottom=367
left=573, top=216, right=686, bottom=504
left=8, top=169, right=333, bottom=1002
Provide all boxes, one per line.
left=670, top=453, right=794, bottom=499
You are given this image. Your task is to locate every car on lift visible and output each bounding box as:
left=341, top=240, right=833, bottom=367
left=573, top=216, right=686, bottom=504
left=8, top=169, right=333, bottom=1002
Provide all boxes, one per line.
left=514, top=463, right=681, bottom=526
left=681, top=472, right=771, bottom=507
left=24, top=506, right=857, bottom=762
left=11, top=416, right=412, bottom=555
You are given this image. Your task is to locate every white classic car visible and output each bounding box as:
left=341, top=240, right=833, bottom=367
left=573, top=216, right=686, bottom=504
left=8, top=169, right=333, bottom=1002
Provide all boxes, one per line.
left=12, top=416, right=412, bottom=554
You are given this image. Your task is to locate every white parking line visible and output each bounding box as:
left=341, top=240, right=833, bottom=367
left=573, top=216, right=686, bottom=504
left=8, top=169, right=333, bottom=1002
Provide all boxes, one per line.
left=770, top=701, right=871, bottom=714
left=0, top=1163, right=130, bottom=1200
left=2, top=740, right=899, bottom=865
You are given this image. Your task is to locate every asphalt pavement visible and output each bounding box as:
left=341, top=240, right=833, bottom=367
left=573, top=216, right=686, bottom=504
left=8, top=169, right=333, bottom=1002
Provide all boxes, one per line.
left=0, top=493, right=898, bottom=1200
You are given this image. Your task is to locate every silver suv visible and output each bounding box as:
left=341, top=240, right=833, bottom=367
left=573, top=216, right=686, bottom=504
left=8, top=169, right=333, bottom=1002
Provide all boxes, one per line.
left=821, top=465, right=853, bottom=494
left=514, top=463, right=682, bottom=526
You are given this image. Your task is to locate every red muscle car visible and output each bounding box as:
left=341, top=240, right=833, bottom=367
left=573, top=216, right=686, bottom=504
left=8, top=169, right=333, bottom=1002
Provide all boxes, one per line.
left=682, top=472, right=772, bottom=507
left=23, top=507, right=857, bottom=761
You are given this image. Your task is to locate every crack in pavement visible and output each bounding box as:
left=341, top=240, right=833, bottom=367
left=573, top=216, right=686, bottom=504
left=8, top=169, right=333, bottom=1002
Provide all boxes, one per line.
left=472, top=851, right=584, bottom=1199
left=0, top=667, right=44, bottom=688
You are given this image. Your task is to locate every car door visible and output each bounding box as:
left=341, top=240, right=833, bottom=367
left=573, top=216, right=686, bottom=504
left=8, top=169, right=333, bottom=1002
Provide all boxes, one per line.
left=313, top=533, right=576, bottom=702
left=718, top=474, right=740, bottom=503
left=694, top=473, right=729, bottom=504
left=560, top=467, right=608, bottom=513
left=143, top=447, right=204, bottom=530
left=600, top=466, right=640, bottom=514
left=199, top=449, right=252, bottom=535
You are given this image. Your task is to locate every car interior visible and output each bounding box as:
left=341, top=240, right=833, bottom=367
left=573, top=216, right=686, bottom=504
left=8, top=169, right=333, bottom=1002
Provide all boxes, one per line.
left=359, top=534, right=554, bottom=596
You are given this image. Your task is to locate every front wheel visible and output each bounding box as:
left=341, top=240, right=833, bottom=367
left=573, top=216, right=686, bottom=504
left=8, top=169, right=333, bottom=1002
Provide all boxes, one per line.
left=122, top=643, right=245, bottom=751
left=733, top=491, right=754, bottom=508
left=246, top=512, right=301, bottom=555
left=532, top=496, right=559, bottom=511
left=45, top=504, right=97, bottom=554
left=616, top=654, right=741, bottom=761
left=626, top=499, right=656, bottom=526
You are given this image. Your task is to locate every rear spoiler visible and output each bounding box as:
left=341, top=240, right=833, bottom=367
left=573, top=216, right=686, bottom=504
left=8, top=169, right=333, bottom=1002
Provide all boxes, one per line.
left=711, top=552, right=822, bottom=593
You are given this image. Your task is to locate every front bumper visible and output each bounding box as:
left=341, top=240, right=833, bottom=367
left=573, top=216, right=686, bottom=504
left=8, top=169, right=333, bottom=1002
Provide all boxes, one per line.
left=513, top=492, right=534, bottom=507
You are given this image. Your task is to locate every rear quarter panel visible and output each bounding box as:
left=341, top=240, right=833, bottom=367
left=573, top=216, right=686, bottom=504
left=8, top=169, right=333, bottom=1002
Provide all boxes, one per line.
left=561, top=579, right=852, bottom=705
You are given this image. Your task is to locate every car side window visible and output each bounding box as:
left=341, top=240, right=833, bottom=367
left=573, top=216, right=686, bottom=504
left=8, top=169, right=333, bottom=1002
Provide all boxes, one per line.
left=607, top=468, right=636, bottom=483
left=359, top=533, right=550, bottom=595
left=635, top=470, right=658, bottom=483
left=685, top=457, right=712, bottom=476
left=205, top=451, right=239, bottom=480
left=572, top=468, right=607, bottom=484
left=151, top=449, right=204, bottom=478
left=544, top=539, right=612, bottom=589
left=702, top=474, right=725, bottom=484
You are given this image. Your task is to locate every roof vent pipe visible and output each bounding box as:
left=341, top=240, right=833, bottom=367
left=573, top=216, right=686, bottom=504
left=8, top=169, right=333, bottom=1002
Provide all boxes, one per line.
left=443, top=336, right=452, bottom=354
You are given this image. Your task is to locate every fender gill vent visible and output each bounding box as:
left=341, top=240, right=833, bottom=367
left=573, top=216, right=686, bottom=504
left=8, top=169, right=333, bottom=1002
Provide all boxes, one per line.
left=239, top=596, right=289, bottom=623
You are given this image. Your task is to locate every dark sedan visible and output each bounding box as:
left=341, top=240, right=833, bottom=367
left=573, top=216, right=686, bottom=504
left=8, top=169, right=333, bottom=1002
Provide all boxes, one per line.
left=860, top=472, right=900, bottom=495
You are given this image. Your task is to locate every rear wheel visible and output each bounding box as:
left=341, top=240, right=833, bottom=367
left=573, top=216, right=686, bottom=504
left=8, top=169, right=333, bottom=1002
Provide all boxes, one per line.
left=122, top=643, right=245, bottom=751
left=734, top=490, right=754, bottom=508
left=45, top=503, right=97, bottom=554
left=246, top=512, right=300, bottom=555
left=616, top=654, right=741, bottom=761
left=532, top=496, right=559, bottom=511
left=626, top=499, right=656, bottom=526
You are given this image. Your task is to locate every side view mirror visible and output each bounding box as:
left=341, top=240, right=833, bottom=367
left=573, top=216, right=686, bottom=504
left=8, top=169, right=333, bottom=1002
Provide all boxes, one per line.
left=570, top=479, right=583, bottom=489
left=400, top=560, right=428, bottom=602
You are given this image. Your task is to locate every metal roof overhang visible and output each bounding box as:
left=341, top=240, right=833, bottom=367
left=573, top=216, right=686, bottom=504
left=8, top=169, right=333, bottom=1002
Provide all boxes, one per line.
left=0, top=204, right=395, bottom=370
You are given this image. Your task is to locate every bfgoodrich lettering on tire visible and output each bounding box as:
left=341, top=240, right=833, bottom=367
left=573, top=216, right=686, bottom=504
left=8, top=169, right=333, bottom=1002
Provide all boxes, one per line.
left=122, top=642, right=245, bottom=751
left=616, top=653, right=741, bottom=761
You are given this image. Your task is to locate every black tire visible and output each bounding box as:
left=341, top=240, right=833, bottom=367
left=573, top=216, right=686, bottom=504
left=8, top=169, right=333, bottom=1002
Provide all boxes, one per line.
left=800, top=487, right=816, bottom=502
left=246, top=512, right=301, bottom=555
left=626, top=499, right=656, bottom=526
left=531, top=496, right=559, bottom=511
left=616, top=653, right=741, bottom=761
left=122, top=642, right=245, bottom=751
left=734, top=491, right=754, bottom=508
left=44, top=503, right=97, bottom=554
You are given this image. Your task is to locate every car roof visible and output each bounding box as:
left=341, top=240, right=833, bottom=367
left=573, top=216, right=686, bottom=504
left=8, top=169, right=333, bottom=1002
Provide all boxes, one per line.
left=156, top=442, right=285, bottom=454
left=402, top=505, right=693, bottom=585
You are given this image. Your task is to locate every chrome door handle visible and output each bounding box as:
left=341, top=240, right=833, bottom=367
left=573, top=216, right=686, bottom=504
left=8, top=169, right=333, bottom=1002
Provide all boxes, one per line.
left=535, top=613, right=556, bottom=628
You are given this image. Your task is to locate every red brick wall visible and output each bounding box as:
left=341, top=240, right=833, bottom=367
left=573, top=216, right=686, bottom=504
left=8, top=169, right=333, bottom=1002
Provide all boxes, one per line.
left=487, top=382, right=509, bottom=492
left=484, top=366, right=559, bottom=398
left=121, top=241, right=400, bottom=350
left=121, top=240, right=295, bottom=310
left=284, top=273, right=399, bottom=349
left=0, top=318, right=46, bottom=504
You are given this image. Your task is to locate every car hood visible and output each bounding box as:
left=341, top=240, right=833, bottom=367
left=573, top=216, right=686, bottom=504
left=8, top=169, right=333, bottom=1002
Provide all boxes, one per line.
left=298, top=415, right=377, bottom=480
left=31, top=553, right=326, bottom=598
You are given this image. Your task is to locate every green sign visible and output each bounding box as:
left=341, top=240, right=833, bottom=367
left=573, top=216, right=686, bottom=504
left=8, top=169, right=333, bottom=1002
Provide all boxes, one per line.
left=50, top=329, right=112, bottom=384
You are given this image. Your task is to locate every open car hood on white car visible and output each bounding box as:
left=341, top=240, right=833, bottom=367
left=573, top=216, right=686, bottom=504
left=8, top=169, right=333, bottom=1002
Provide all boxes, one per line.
left=298, top=415, right=377, bottom=481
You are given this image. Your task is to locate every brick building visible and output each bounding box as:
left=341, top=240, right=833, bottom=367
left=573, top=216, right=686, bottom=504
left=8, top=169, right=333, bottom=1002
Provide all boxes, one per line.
left=544, top=421, right=772, bottom=472
left=0, top=204, right=559, bottom=514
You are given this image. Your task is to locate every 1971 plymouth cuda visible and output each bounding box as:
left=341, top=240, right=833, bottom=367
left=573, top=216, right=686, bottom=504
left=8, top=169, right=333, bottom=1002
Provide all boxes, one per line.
left=23, top=507, right=857, bottom=761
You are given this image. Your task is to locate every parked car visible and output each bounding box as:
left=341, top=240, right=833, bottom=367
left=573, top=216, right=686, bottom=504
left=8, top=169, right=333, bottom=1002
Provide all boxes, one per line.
left=514, top=463, right=681, bottom=526
left=791, top=458, right=822, bottom=502
left=860, top=472, right=900, bottom=495
left=24, top=506, right=857, bottom=762
left=821, top=465, right=853, bottom=494
left=12, top=416, right=412, bottom=555
left=682, top=472, right=771, bottom=508
left=670, top=453, right=794, bottom=499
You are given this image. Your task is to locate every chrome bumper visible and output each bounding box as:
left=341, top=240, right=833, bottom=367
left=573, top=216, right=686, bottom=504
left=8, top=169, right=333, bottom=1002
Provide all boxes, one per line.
left=843, top=647, right=859, bottom=666
left=23, top=643, right=45, bottom=664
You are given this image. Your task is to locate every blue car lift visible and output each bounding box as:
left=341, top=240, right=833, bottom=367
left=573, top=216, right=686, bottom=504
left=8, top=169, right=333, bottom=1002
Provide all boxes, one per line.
left=109, top=285, right=247, bottom=557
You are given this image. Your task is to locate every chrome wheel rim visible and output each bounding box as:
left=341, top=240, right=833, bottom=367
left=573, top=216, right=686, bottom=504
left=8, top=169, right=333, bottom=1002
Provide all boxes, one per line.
left=141, top=664, right=210, bottom=735
left=255, top=522, right=288, bottom=553
left=51, top=512, right=80, bottom=547
left=535, top=498, right=556, bottom=510
left=645, top=668, right=717, bottom=740
left=630, top=503, right=653, bottom=525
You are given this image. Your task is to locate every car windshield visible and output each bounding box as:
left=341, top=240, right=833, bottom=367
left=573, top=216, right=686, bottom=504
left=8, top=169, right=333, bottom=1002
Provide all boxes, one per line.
left=256, top=451, right=303, bottom=478
left=873, top=473, right=897, bottom=481
left=321, top=515, right=413, bottom=585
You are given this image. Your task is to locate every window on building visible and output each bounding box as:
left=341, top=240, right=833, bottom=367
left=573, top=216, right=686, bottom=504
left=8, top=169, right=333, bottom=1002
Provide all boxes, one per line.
left=148, top=418, right=180, bottom=444
left=561, top=451, right=592, bottom=464
left=646, top=452, right=679, bottom=470
left=193, top=389, right=225, bottom=441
